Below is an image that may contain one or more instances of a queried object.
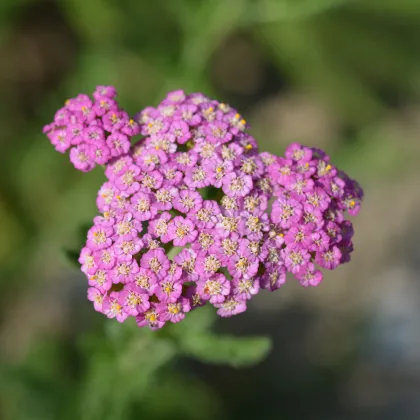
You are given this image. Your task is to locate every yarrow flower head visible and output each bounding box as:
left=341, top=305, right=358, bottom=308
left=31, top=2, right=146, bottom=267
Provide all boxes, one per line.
left=45, top=88, right=364, bottom=330
left=43, top=86, right=140, bottom=171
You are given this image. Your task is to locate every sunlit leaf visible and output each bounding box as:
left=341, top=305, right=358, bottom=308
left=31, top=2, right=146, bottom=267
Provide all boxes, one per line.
left=179, top=333, right=272, bottom=367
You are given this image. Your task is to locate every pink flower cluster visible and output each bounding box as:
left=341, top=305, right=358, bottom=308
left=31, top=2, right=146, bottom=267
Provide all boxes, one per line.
left=43, top=86, right=140, bottom=171
left=262, top=145, right=363, bottom=287
left=44, top=87, right=363, bottom=330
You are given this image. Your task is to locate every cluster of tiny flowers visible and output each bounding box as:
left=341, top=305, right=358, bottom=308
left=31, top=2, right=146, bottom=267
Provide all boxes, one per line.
left=44, top=87, right=363, bottom=330
left=43, top=86, right=140, bottom=171
left=261, top=144, right=363, bottom=288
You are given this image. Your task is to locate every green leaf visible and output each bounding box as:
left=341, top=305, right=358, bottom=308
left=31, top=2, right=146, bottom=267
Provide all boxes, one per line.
left=171, top=304, right=217, bottom=335
left=80, top=326, right=176, bottom=420
left=179, top=333, right=272, bottom=368
left=245, top=0, right=351, bottom=23
left=139, top=371, right=222, bottom=420
left=77, top=223, right=92, bottom=244
left=61, top=249, right=80, bottom=269
left=61, top=222, right=91, bottom=269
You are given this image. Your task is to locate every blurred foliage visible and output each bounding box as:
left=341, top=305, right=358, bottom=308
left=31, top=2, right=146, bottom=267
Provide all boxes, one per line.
left=0, top=304, right=268, bottom=420
left=1, top=0, right=420, bottom=419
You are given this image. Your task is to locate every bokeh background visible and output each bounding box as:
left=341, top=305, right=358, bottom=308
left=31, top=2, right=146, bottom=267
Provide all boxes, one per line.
left=1, top=0, right=420, bottom=419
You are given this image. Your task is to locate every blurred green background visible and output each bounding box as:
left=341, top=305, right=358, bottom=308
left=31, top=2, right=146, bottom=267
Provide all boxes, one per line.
left=1, top=0, right=420, bottom=419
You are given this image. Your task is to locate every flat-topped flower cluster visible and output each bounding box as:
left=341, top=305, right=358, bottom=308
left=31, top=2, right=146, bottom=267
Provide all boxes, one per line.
left=44, top=87, right=363, bottom=330
left=43, top=86, right=140, bottom=171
